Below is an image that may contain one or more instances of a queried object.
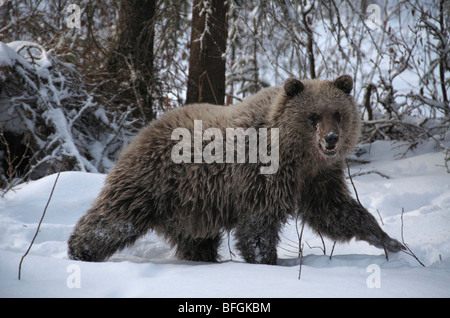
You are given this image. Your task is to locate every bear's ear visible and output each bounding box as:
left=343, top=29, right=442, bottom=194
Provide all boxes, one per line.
left=284, top=78, right=304, bottom=98
left=333, top=75, right=353, bottom=94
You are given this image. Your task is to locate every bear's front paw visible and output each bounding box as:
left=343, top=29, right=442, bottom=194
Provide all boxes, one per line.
left=382, top=236, right=406, bottom=253
left=365, top=231, right=406, bottom=253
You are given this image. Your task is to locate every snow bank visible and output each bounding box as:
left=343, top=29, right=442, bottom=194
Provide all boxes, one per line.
left=0, top=140, right=449, bottom=298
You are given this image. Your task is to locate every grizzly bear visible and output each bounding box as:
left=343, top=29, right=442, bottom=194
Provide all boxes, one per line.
left=68, top=75, right=404, bottom=264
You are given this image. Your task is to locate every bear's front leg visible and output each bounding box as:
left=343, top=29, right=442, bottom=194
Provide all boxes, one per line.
left=300, top=165, right=405, bottom=254
left=234, top=214, right=283, bottom=265
left=310, top=198, right=405, bottom=253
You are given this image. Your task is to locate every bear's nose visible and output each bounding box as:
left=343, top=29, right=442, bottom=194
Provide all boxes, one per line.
left=325, top=132, right=339, bottom=148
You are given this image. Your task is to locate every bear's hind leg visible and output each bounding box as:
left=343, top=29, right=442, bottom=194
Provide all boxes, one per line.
left=68, top=212, right=144, bottom=261
left=68, top=196, right=154, bottom=262
left=173, top=234, right=222, bottom=262
left=235, top=214, right=281, bottom=265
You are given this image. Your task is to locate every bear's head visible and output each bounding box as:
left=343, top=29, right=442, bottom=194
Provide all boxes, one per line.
left=269, top=75, right=361, bottom=162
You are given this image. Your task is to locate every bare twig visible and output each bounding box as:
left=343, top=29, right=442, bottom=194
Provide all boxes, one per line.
left=443, top=149, right=450, bottom=173
left=329, top=241, right=336, bottom=261
left=376, top=209, right=384, bottom=226
left=318, top=231, right=326, bottom=255
left=400, top=207, right=425, bottom=267
left=303, top=231, right=327, bottom=255
left=18, top=171, right=61, bottom=280
left=227, top=231, right=236, bottom=261
left=304, top=241, right=326, bottom=254
left=345, top=160, right=362, bottom=207
left=345, top=158, right=370, bottom=165
left=296, top=214, right=305, bottom=280
left=349, top=170, right=390, bottom=180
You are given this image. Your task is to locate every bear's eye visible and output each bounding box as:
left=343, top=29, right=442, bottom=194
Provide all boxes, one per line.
left=309, top=113, right=321, bottom=125
left=334, top=111, right=342, bottom=123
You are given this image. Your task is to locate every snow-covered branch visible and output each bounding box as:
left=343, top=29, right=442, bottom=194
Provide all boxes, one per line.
left=0, top=41, right=136, bottom=191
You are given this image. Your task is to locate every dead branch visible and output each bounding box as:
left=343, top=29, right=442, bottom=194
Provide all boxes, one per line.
left=329, top=241, right=336, bottom=261
left=349, top=170, right=390, bottom=179
left=18, top=171, right=61, bottom=280
left=376, top=209, right=384, bottom=226
left=345, top=158, right=371, bottom=165
left=345, top=160, right=363, bottom=207
left=296, top=214, right=305, bottom=280
left=363, top=83, right=376, bottom=121
left=400, top=207, right=425, bottom=267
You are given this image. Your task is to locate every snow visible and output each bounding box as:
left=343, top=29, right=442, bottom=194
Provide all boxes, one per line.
left=1, top=140, right=450, bottom=298
left=0, top=42, right=17, bottom=67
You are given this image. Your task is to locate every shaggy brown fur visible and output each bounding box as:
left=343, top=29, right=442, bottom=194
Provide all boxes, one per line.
left=68, top=75, right=404, bottom=264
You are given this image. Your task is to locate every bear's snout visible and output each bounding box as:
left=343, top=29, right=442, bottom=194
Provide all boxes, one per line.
left=318, top=131, right=339, bottom=158
left=325, top=132, right=339, bottom=149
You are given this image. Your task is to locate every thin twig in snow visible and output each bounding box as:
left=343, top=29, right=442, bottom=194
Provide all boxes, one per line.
left=18, top=171, right=61, bottom=280
left=376, top=209, right=384, bottom=226
left=296, top=214, right=305, bottom=280
left=329, top=241, right=337, bottom=261
left=400, top=207, right=425, bottom=267
left=345, top=159, right=362, bottom=207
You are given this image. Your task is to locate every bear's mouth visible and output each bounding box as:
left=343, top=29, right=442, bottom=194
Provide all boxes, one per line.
left=319, top=143, right=337, bottom=157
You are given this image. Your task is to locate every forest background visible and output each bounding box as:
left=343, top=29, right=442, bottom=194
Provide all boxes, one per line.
left=0, top=0, right=448, bottom=191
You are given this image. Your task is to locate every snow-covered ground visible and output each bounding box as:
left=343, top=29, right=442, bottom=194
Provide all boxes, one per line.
left=1, top=139, right=449, bottom=298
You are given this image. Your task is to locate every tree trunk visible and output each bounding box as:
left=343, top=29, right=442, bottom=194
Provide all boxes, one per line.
left=438, top=0, right=448, bottom=116
left=363, top=84, right=376, bottom=120
left=107, top=0, right=156, bottom=123
left=186, top=0, right=228, bottom=105
left=302, top=4, right=316, bottom=79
